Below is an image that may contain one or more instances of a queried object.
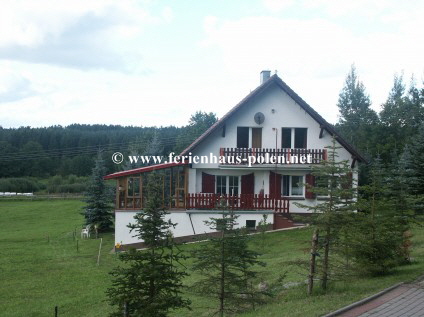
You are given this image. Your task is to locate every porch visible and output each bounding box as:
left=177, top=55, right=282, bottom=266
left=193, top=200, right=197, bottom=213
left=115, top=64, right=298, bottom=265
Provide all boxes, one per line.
left=186, top=193, right=289, bottom=213
left=219, top=147, right=327, bottom=165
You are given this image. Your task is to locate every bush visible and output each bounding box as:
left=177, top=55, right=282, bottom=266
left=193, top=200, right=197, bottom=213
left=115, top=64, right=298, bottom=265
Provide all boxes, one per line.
left=57, top=183, right=86, bottom=193
left=46, top=175, right=88, bottom=193
left=0, top=177, right=42, bottom=193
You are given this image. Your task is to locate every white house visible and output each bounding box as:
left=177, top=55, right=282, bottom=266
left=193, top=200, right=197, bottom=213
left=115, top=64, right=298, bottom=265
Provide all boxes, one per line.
left=105, top=71, right=365, bottom=249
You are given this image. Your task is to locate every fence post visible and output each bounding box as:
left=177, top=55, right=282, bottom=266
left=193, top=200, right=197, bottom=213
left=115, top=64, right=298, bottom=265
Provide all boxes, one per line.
left=97, top=238, right=103, bottom=266
left=308, top=229, right=319, bottom=295
left=55, top=306, right=58, bottom=317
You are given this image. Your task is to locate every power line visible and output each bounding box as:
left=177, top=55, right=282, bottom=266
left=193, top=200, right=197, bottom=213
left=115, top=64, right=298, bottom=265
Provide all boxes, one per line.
left=0, top=133, right=199, bottom=161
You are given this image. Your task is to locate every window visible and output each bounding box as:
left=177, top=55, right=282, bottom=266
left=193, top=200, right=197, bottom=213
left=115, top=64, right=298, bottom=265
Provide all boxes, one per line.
left=126, top=177, right=141, bottom=208
left=216, top=176, right=227, bottom=195
left=216, top=175, right=239, bottom=196
left=281, top=128, right=307, bottom=149
left=237, top=127, right=263, bottom=148
left=282, top=175, right=290, bottom=196
left=294, top=128, right=307, bottom=148
left=282, top=175, right=304, bottom=197
left=281, top=128, right=292, bottom=148
left=291, top=176, right=303, bottom=196
left=246, top=220, right=256, bottom=230
left=229, top=176, right=239, bottom=196
left=127, top=177, right=141, bottom=197
left=237, top=127, right=249, bottom=148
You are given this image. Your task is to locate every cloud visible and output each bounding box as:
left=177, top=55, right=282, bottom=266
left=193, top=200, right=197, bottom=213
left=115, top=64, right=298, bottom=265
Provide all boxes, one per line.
left=200, top=11, right=424, bottom=122
left=0, top=0, right=170, bottom=71
left=202, top=16, right=350, bottom=77
left=263, top=0, right=294, bottom=12
left=0, top=69, right=35, bottom=103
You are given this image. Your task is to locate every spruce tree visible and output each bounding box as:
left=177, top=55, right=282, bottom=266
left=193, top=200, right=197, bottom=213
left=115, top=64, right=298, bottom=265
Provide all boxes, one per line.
left=402, top=124, right=424, bottom=214
left=106, top=172, right=191, bottom=317
left=336, top=65, right=378, bottom=157
left=349, top=157, right=411, bottom=275
left=83, top=152, right=113, bottom=231
left=192, top=211, right=266, bottom=316
left=295, top=137, right=357, bottom=291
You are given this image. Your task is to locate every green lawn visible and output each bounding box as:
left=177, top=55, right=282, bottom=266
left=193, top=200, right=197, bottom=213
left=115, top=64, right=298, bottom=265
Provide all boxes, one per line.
left=0, top=200, right=423, bottom=317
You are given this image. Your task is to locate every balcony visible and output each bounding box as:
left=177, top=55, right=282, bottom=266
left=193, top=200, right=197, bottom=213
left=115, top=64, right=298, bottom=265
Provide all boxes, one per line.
left=219, top=147, right=326, bottom=165
left=186, top=193, right=289, bottom=213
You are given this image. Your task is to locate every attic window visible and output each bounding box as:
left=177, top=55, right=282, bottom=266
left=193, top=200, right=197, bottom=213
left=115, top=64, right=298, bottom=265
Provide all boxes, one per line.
left=237, top=127, right=262, bottom=148
left=281, top=128, right=307, bottom=149
left=237, top=127, right=249, bottom=148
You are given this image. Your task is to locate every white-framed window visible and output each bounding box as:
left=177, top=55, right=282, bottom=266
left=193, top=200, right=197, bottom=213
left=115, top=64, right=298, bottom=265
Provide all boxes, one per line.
left=216, top=175, right=240, bottom=196
left=281, top=128, right=307, bottom=149
left=216, top=175, right=227, bottom=195
left=282, top=175, right=304, bottom=197
left=229, top=176, right=239, bottom=196
left=237, top=127, right=263, bottom=148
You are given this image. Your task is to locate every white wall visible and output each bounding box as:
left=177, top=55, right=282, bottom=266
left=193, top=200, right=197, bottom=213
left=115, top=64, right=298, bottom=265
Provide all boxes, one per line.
left=115, top=210, right=274, bottom=245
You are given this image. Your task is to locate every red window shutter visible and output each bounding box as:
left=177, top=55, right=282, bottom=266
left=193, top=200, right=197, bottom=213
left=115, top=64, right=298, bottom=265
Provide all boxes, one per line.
left=305, top=174, right=316, bottom=199
left=202, top=172, right=215, bottom=193
left=241, top=173, right=254, bottom=195
left=269, top=171, right=282, bottom=198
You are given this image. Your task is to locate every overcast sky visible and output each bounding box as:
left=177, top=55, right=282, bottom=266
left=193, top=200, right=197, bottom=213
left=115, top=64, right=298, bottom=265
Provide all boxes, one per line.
left=0, top=0, right=423, bottom=128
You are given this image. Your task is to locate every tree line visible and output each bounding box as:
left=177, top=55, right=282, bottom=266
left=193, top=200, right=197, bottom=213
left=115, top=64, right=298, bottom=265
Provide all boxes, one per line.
left=0, top=112, right=217, bottom=190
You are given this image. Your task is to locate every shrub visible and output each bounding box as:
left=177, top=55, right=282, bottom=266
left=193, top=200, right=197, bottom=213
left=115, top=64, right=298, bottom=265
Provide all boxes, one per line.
left=0, top=177, right=42, bottom=193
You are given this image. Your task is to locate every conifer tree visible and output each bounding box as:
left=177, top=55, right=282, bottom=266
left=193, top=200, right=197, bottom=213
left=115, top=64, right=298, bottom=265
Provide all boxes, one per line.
left=349, top=157, right=411, bottom=275
left=192, top=210, right=266, bottom=316
left=83, top=152, right=113, bottom=231
left=402, top=124, right=424, bottom=214
left=106, top=172, right=191, bottom=317
left=296, top=137, right=357, bottom=291
left=336, top=65, right=378, bottom=157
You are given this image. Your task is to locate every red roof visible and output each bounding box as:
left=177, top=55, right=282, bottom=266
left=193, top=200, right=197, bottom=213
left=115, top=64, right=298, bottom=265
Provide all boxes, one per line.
left=104, top=161, right=188, bottom=180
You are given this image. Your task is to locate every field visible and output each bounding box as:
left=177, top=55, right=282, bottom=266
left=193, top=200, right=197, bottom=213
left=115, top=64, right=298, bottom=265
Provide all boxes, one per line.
left=0, top=200, right=423, bottom=317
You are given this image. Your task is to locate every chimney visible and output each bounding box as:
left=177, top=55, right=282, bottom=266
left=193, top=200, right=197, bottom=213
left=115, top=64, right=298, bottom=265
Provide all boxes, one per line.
left=260, top=70, right=271, bottom=84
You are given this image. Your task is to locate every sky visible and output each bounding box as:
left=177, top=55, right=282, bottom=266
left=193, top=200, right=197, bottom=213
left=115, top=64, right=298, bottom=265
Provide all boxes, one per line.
left=0, top=0, right=423, bottom=128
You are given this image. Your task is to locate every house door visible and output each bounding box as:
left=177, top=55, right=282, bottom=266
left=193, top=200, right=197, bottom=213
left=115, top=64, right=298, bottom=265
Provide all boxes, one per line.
left=252, top=128, right=262, bottom=148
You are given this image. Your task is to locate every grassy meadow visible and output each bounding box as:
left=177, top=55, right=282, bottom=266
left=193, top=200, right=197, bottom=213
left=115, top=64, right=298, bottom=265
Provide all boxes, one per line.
left=0, top=199, right=423, bottom=317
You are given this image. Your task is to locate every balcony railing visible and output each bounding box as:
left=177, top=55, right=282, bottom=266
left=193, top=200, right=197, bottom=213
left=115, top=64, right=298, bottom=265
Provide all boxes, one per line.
left=219, top=148, right=326, bottom=165
left=186, top=193, right=289, bottom=213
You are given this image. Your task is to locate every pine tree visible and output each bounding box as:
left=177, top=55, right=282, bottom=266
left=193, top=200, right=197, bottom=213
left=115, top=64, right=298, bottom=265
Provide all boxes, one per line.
left=378, top=74, right=424, bottom=162
left=191, top=211, right=266, bottom=316
left=348, top=157, right=411, bottom=275
left=83, top=152, right=113, bottom=231
left=336, top=65, right=378, bottom=157
left=295, top=137, right=357, bottom=291
left=403, top=124, right=424, bottom=214
left=106, top=172, right=191, bottom=317
left=145, top=130, right=164, bottom=160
